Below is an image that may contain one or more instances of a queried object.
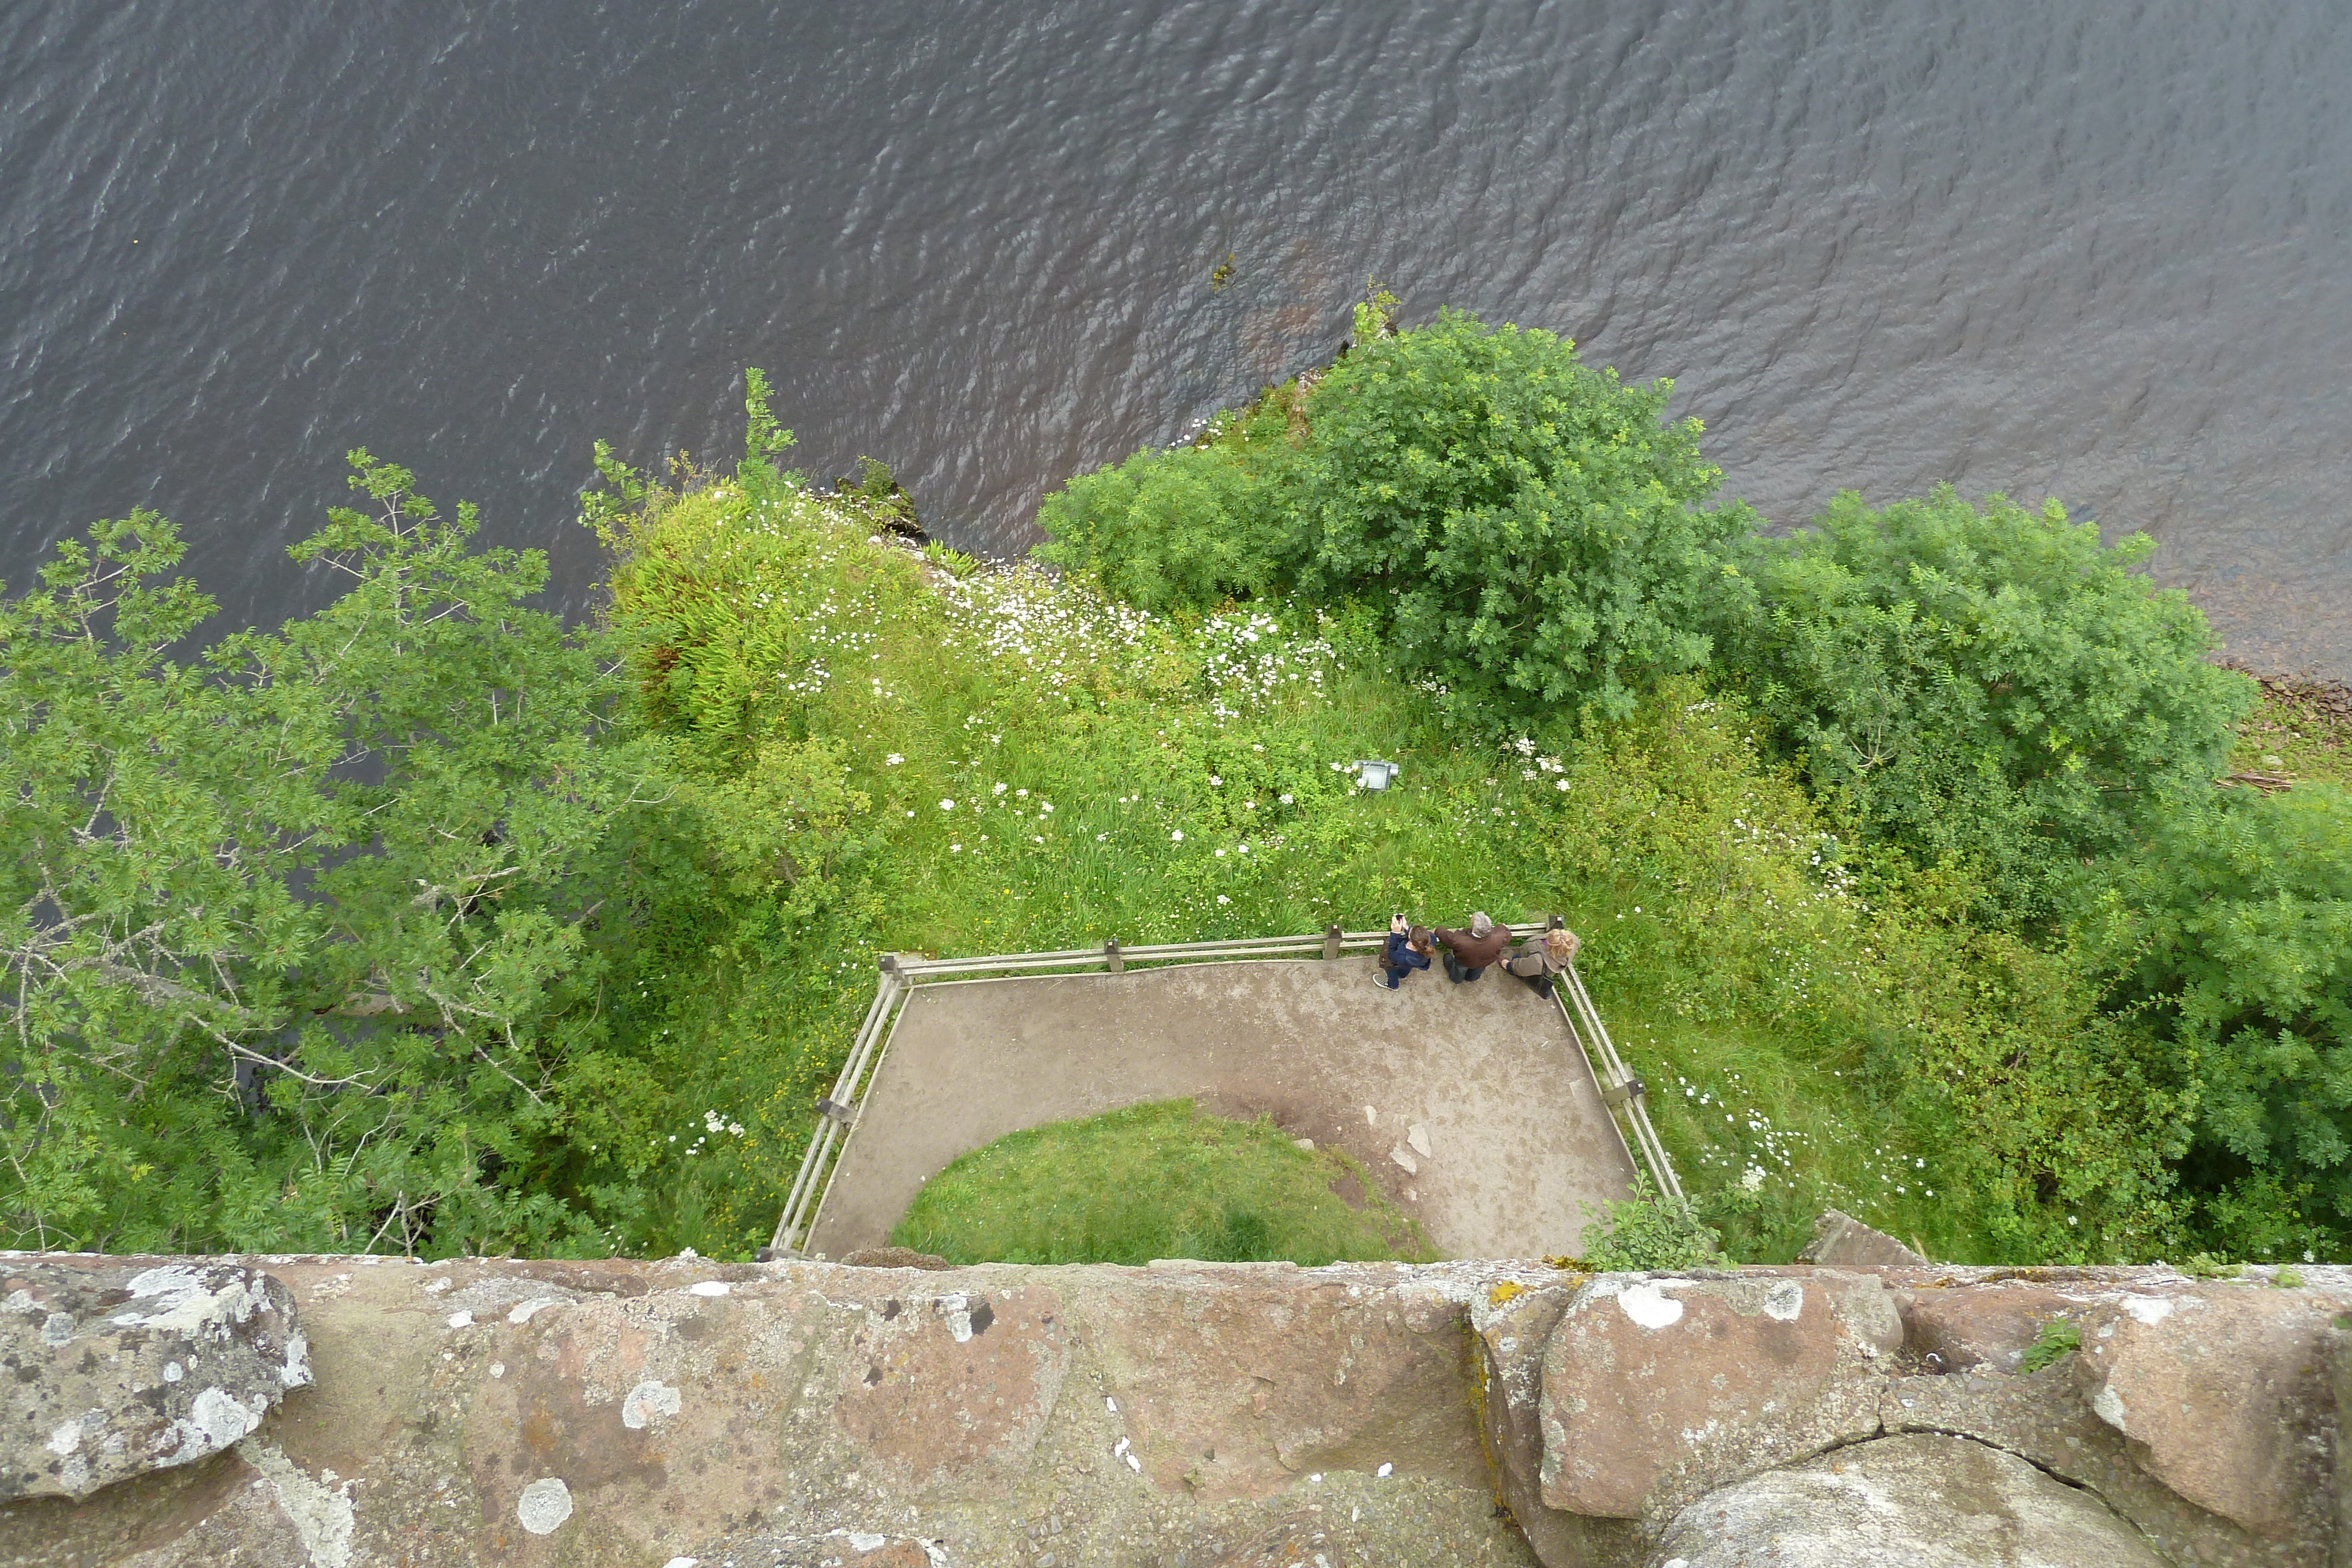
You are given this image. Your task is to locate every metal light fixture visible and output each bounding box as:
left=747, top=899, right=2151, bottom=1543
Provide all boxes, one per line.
left=1353, top=759, right=1401, bottom=791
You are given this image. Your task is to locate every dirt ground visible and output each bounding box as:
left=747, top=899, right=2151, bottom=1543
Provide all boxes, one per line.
left=804, top=956, right=1640, bottom=1260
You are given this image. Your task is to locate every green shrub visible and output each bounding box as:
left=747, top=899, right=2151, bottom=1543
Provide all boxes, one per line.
left=1034, top=441, right=1292, bottom=614
left=2018, top=1315, right=2081, bottom=1373
left=1294, top=309, right=1748, bottom=721
left=2100, top=783, right=2352, bottom=1251
left=1578, top=1175, right=1722, bottom=1270
left=1718, top=487, right=2253, bottom=920
left=1038, top=310, right=1751, bottom=721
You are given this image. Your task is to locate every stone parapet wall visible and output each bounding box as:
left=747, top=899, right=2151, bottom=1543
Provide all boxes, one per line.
left=5, top=1252, right=2348, bottom=1566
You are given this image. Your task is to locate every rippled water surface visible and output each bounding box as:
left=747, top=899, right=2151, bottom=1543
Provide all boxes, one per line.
left=4, top=2, right=2347, bottom=671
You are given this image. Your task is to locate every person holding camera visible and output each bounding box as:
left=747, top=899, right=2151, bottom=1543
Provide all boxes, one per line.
left=1375, top=914, right=1434, bottom=991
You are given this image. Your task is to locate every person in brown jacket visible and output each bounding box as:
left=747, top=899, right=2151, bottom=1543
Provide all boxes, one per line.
left=1434, top=911, right=1512, bottom=983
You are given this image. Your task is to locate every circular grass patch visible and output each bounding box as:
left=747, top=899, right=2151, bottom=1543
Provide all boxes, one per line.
left=890, top=1098, right=1434, bottom=1266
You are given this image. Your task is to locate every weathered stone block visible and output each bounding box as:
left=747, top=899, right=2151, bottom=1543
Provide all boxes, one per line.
left=1469, top=1275, right=1641, bottom=1568
left=2076, top=1286, right=2343, bottom=1539
left=1796, top=1208, right=1925, bottom=1267
left=1652, top=1432, right=2166, bottom=1567
left=2, top=1260, right=309, bottom=1501
left=1880, top=1369, right=2301, bottom=1568
left=1075, top=1261, right=1498, bottom=1503
left=1537, top=1270, right=1901, bottom=1519
left=1897, top=1282, right=2077, bottom=1375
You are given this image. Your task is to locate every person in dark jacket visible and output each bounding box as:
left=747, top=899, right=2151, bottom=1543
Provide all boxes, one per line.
left=1376, top=915, right=1434, bottom=991
left=1434, top=911, right=1511, bottom=982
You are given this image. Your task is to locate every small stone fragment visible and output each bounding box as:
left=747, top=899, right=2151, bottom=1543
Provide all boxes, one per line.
left=1406, top=1125, right=1431, bottom=1159
left=1797, top=1208, right=1925, bottom=1265
left=0, top=1261, right=309, bottom=1502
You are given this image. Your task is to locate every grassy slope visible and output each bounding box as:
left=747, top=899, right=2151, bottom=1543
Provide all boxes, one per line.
left=593, top=482, right=2184, bottom=1268
left=891, top=1099, right=1432, bottom=1266
left=2231, top=676, right=2352, bottom=790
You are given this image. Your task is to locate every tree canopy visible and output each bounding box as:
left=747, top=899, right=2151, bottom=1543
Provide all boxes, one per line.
left=0, top=454, right=662, bottom=1255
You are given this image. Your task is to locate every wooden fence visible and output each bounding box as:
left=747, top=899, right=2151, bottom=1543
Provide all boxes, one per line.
left=765, top=920, right=1680, bottom=1257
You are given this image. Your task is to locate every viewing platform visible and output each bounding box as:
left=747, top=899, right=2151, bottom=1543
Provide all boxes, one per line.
left=774, top=927, right=1676, bottom=1261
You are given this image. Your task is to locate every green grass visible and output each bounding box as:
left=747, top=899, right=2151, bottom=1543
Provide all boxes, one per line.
left=2231, top=676, right=2352, bottom=790
left=889, top=1099, right=1434, bottom=1266
left=574, top=481, right=2217, bottom=1267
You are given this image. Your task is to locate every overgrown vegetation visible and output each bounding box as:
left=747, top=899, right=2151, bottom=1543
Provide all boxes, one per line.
left=1713, top=487, right=2251, bottom=922
left=1040, top=301, right=1749, bottom=721
left=2019, top=1315, right=2082, bottom=1373
left=7, top=300, right=2349, bottom=1267
left=1576, top=1175, right=1722, bottom=1271
left=892, top=1099, right=1429, bottom=1266
left=1, top=457, right=659, bottom=1256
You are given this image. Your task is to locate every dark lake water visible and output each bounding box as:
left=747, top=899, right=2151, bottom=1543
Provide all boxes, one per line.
left=5, top=1, right=2348, bottom=674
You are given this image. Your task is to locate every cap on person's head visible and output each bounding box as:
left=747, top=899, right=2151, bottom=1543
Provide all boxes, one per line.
left=1470, top=911, right=1494, bottom=936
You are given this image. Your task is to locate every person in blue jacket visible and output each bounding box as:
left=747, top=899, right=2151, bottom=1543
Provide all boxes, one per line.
left=1376, top=914, right=1434, bottom=991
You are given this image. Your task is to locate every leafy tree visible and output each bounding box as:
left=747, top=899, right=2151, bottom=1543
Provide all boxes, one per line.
left=2100, top=784, right=2352, bottom=1251
left=1038, top=309, right=1748, bottom=721
left=0, top=455, right=664, bottom=1255
left=1293, top=308, right=1748, bottom=720
left=1716, top=487, right=2254, bottom=918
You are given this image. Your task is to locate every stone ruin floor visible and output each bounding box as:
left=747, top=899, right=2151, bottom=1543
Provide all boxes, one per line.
left=7, top=1248, right=2351, bottom=1567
